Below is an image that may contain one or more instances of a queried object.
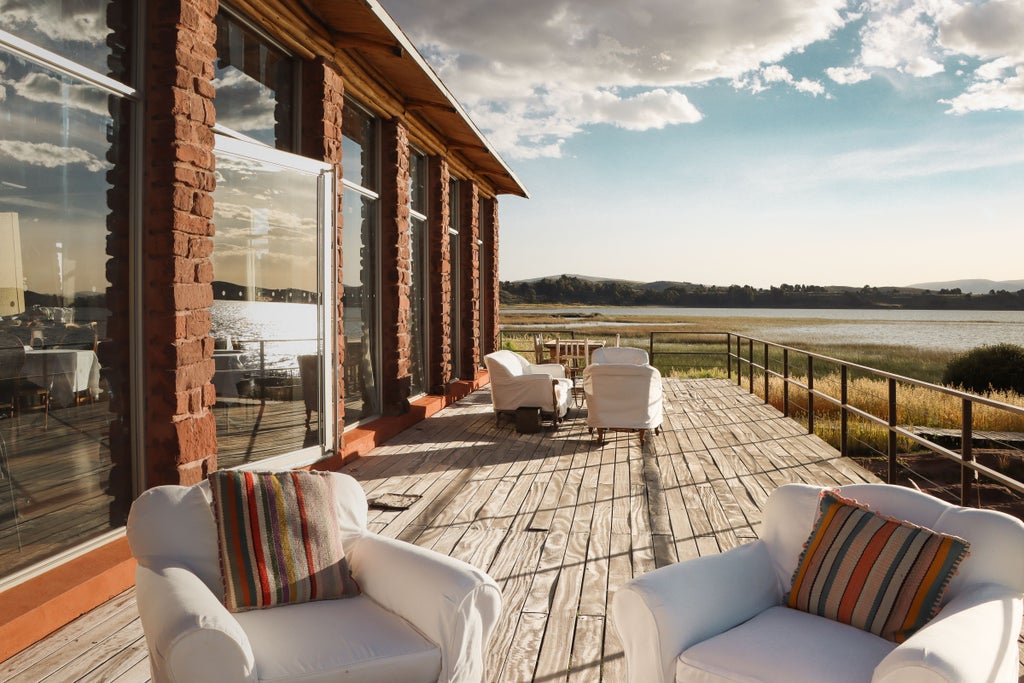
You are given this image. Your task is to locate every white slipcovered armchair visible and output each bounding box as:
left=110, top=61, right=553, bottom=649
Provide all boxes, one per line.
left=612, top=483, right=1024, bottom=683
left=582, top=358, right=663, bottom=444
left=484, top=350, right=571, bottom=426
left=127, top=472, right=501, bottom=683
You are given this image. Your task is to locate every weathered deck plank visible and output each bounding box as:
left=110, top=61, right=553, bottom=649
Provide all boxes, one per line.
left=4, top=378, right=1022, bottom=683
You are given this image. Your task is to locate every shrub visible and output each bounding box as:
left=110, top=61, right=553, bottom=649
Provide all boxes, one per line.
left=942, top=344, right=1024, bottom=395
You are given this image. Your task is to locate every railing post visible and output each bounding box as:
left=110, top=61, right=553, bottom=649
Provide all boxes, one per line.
left=763, top=342, right=769, bottom=403
left=726, top=333, right=731, bottom=379
left=747, top=338, right=754, bottom=393
left=840, top=365, right=848, bottom=457
left=962, top=399, right=974, bottom=507
left=782, top=348, right=789, bottom=417
left=649, top=331, right=654, bottom=367
left=807, top=356, right=814, bottom=434
left=887, top=378, right=897, bottom=484
left=736, top=336, right=742, bottom=387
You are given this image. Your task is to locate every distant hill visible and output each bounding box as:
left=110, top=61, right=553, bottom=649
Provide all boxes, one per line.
left=907, top=279, right=1024, bottom=295
left=500, top=274, right=1024, bottom=309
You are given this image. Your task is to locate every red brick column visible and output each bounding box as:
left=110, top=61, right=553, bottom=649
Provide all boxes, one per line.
left=301, top=58, right=345, bottom=445
left=379, top=119, right=412, bottom=415
left=141, top=0, right=218, bottom=487
left=480, top=197, right=500, bottom=356
left=459, top=181, right=480, bottom=375
left=427, top=157, right=451, bottom=393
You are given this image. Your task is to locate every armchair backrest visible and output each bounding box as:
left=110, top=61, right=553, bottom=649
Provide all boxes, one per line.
left=126, top=472, right=370, bottom=595
left=484, top=350, right=529, bottom=382
left=761, top=483, right=1024, bottom=603
left=591, top=346, right=648, bottom=365
left=583, top=363, right=663, bottom=428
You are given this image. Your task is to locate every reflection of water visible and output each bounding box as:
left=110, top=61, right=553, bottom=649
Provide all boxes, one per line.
left=211, top=300, right=317, bottom=370
left=505, top=307, right=1024, bottom=352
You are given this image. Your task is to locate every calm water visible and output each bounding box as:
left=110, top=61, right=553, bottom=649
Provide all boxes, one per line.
left=504, top=307, right=1024, bottom=352
left=211, top=300, right=318, bottom=369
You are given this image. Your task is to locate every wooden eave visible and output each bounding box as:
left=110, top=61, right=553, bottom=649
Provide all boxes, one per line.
left=304, top=0, right=528, bottom=198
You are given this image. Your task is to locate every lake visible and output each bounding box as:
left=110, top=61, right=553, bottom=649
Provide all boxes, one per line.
left=502, top=307, right=1024, bottom=352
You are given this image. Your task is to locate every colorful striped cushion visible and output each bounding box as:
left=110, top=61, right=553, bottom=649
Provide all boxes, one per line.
left=209, top=470, right=360, bottom=612
left=785, top=489, right=969, bottom=643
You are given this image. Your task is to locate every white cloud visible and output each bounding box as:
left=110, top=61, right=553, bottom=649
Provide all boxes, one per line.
left=826, top=66, right=873, bottom=83
left=0, top=1, right=108, bottom=44
left=941, top=66, right=1024, bottom=113
left=0, top=139, right=107, bottom=173
left=382, top=0, right=847, bottom=157
left=936, top=0, right=1024, bottom=113
left=10, top=72, right=110, bottom=117
left=746, top=64, right=826, bottom=96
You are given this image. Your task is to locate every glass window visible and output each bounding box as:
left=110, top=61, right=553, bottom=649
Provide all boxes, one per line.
left=0, top=49, right=132, bottom=578
left=341, top=101, right=379, bottom=425
left=214, top=11, right=294, bottom=150
left=341, top=104, right=377, bottom=191
left=407, top=151, right=427, bottom=396
left=0, top=1, right=134, bottom=81
left=210, top=137, right=333, bottom=467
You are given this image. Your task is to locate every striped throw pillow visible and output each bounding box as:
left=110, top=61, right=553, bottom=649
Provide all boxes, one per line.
left=785, top=489, right=969, bottom=643
left=209, top=470, right=360, bottom=612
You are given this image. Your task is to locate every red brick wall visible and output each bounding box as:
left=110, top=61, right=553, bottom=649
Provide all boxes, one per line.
left=427, top=157, right=451, bottom=393
left=141, top=0, right=218, bottom=486
left=481, top=197, right=500, bottom=356
left=459, top=181, right=480, bottom=375
left=380, top=119, right=412, bottom=415
left=301, top=58, right=346, bottom=447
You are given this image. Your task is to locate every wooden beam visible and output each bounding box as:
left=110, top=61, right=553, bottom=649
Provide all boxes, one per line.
left=405, top=98, right=458, bottom=114
left=332, top=31, right=404, bottom=57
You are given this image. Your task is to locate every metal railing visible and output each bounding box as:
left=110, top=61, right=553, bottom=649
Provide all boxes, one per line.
left=650, top=331, right=1024, bottom=507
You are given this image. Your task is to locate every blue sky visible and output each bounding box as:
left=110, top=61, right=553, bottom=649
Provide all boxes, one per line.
left=380, top=0, right=1023, bottom=288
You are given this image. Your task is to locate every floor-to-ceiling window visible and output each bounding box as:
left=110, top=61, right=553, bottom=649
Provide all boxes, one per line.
left=448, top=178, right=461, bottom=380
left=209, top=9, right=335, bottom=466
left=0, top=4, right=135, bottom=580
left=478, top=197, right=490, bottom=364
left=408, top=149, right=427, bottom=396
left=210, top=137, right=335, bottom=466
left=342, top=101, right=380, bottom=424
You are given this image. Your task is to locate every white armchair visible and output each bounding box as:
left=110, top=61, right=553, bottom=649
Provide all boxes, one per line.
left=484, top=350, right=571, bottom=425
left=127, top=472, right=501, bottom=683
left=612, top=483, right=1024, bottom=683
left=582, top=361, right=663, bottom=444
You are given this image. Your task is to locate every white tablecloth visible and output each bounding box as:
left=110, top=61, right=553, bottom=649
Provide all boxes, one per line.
left=23, top=349, right=101, bottom=407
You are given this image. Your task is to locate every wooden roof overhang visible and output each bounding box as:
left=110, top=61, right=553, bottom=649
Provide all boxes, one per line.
left=231, top=0, right=528, bottom=198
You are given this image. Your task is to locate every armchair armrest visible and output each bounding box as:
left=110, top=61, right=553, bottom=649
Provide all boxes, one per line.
left=347, top=533, right=502, bottom=683
left=135, top=565, right=255, bottom=683
left=611, top=540, right=783, bottom=683
left=874, top=584, right=1024, bottom=683
left=527, top=362, right=567, bottom=379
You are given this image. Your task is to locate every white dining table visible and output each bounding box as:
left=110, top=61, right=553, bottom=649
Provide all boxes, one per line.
left=22, top=349, right=101, bottom=407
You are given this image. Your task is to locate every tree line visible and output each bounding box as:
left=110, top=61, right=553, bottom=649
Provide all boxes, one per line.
left=500, top=276, right=1024, bottom=310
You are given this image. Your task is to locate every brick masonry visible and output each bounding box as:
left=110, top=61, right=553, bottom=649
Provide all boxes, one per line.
left=380, top=119, right=412, bottom=416
left=459, top=181, right=481, bottom=376
left=141, top=0, right=219, bottom=487
left=427, top=157, right=452, bottom=394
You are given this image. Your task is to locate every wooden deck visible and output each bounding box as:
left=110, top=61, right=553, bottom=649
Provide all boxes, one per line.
left=3, top=378, right=1022, bottom=682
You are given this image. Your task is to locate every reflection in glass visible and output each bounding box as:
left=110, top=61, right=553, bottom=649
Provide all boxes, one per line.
left=341, top=103, right=377, bottom=191
left=0, top=52, right=129, bottom=578
left=342, top=188, right=379, bottom=424
left=211, top=148, right=324, bottom=466
left=213, top=11, right=294, bottom=150
left=407, top=152, right=427, bottom=395
left=0, top=0, right=134, bottom=82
